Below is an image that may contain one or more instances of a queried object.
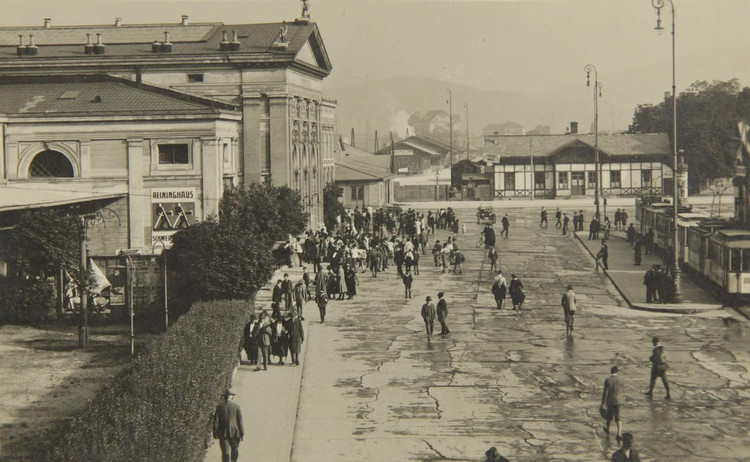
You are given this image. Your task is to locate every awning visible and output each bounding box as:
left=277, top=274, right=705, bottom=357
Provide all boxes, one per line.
left=0, top=182, right=127, bottom=212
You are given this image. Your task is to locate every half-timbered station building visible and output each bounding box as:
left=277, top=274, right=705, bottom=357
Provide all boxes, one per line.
left=484, top=130, right=672, bottom=199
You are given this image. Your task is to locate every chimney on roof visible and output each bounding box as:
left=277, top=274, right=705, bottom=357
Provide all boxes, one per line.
left=84, top=33, right=94, bottom=55
left=162, top=31, right=173, bottom=53
left=114, top=18, right=122, bottom=27
left=229, top=30, right=240, bottom=51
left=219, top=30, right=229, bottom=51
left=181, top=15, right=189, bottom=26
left=16, top=35, right=26, bottom=57
left=569, top=121, right=578, bottom=134
left=43, top=18, right=52, bottom=29
left=26, top=34, right=38, bottom=55
left=93, top=33, right=105, bottom=55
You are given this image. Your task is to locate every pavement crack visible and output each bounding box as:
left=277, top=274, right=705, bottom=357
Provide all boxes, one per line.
left=426, top=386, right=443, bottom=419
left=422, top=439, right=451, bottom=460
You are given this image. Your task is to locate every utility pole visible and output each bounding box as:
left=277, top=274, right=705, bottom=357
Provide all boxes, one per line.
left=78, top=216, right=89, bottom=348
left=530, top=138, right=535, bottom=200
left=447, top=89, right=453, bottom=190
left=465, top=103, right=470, bottom=160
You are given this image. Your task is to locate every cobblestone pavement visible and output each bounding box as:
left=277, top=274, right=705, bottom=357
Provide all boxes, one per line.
left=291, top=206, right=750, bottom=462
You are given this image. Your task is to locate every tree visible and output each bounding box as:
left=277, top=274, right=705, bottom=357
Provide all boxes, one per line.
left=323, top=182, right=344, bottom=231
left=218, top=184, right=308, bottom=244
left=169, top=183, right=307, bottom=311
left=0, top=208, right=80, bottom=324
left=629, top=79, right=750, bottom=192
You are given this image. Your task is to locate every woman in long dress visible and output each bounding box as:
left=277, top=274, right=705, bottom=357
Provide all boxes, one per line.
left=345, top=266, right=358, bottom=300
left=337, top=265, right=347, bottom=300
left=508, top=274, right=524, bottom=310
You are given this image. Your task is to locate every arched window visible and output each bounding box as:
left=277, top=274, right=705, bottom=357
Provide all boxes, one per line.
left=29, top=150, right=74, bottom=177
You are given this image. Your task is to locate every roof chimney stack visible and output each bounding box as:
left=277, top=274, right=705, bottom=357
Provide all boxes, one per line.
left=162, top=31, right=173, bottom=53
left=93, top=33, right=105, bottom=55
left=181, top=15, right=189, bottom=26
left=26, top=34, right=38, bottom=55
left=43, top=18, right=52, bottom=29
left=16, top=35, right=26, bottom=57
left=569, top=121, right=578, bottom=134
left=84, top=33, right=94, bottom=55
left=114, top=18, right=122, bottom=27
left=229, top=30, right=240, bottom=51
left=219, top=30, right=229, bottom=51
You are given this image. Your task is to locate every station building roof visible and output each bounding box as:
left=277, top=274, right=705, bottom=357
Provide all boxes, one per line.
left=0, top=20, right=331, bottom=75
left=483, top=133, right=671, bottom=160
left=0, top=74, right=240, bottom=116
left=336, top=143, right=393, bottom=182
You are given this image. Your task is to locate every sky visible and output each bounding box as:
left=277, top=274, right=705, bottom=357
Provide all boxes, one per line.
left=2, top=0, right=749, bottom=132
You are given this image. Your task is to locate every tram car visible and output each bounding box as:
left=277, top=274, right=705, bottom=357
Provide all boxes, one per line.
left=705, top=229, right=750, bottom=294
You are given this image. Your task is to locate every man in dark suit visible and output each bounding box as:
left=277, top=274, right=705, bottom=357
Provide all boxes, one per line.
left=601, top=366, right=625, bottom=441
left=213, top=388, right=244, bottom=462
left=271, top=279, right=283, bottom=319
left=281, top=273, right=294, bottom=311
left=436, top=292, right=449, bottom=336
left=611, top=432, right=641, bottom=462
left=645, top=336, right=671, bottom=400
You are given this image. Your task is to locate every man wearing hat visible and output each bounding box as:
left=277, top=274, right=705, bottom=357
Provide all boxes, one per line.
left=484, top=446, right=510, bottom=462
left=600, top=366, right=625, bottom=441
left=421, top=296, right=436, bottom=341
left=611, top=432, right=641, bottom=461
left=213, top=388, right=244, bottom=462
left=436, top=292, right=449, bottom=336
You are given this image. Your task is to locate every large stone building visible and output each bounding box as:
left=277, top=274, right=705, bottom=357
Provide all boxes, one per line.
left=0, top=14, right=333, bottom=252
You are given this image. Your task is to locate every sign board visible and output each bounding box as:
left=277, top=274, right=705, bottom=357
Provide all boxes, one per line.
left=398, top=167, right=409, bottom=173
left=151, top=187, right=197, bottom=247
left=394, top=149, right=413, bottom=156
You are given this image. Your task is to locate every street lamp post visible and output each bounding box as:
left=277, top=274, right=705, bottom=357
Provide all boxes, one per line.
left=447, top=89, right=454, bottom=194
left=584, top=64, right=603, bottom=221
left=653, top=0, right=682, bottom=302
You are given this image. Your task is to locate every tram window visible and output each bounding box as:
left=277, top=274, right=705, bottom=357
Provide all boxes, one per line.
left=731, top=249, right=741, bottom=272
left=743, top=250, right=750, bottom=271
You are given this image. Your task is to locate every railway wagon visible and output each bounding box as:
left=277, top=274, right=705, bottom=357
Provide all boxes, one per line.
left=685, top=220, right=727, bottom=275
left=706, top=229, right=750, bottom=294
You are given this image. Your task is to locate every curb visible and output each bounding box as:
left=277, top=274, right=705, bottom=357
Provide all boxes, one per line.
left=572, top=232, right=724, bottom=314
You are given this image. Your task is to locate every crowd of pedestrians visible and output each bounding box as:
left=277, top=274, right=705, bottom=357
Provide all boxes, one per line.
left=223, top=204, right=659, bottom=462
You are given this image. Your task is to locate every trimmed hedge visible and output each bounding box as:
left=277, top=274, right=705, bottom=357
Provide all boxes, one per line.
left=0, top=279, right=55, bottom=325
left=46, top=299, right=252, bottom=461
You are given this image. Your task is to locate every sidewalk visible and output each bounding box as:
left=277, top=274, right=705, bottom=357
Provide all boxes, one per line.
left=575, top=229, right=724, bottom=313
left=204, top=265, right=311, bottom=462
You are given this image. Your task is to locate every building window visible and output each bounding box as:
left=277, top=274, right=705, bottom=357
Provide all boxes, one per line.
left=534, top=171, right=546, bottom=190
left=222, top=143, right=230, bottom=164
left=351, top=185, right=364, bottom=201
left=503, top=172, right=515, bottom=190
left=29, top=150, right=74, bottom=177
left=610, top=170, right=621, bottom=188
left=587, top=171, right=597, bottom=189
left=558, top=172, right=568, bottom=189
left=642, top=169, right=652, bottom=186
left=158, top=144, right=190, bottom=164
left=187, top=74, right=204, bottom=83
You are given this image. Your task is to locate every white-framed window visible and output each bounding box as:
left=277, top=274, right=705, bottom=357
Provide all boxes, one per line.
left=558, top=172, right=569, bottom=189
left=610, top=170, right=621, bottom=188
left=351, top=185, right=364, bottom=201
left=587, top=171, right=597, bottom=189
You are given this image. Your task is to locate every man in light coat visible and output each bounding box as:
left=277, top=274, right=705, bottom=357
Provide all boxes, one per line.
left=601, top=366, right=625, bottom=441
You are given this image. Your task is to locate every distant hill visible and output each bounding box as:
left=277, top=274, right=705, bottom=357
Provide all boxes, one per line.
left=324, top=76, right=612, bottom=148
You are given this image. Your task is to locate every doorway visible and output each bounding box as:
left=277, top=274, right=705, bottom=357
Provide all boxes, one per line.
left=571, top=172, right=586, bottom=195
